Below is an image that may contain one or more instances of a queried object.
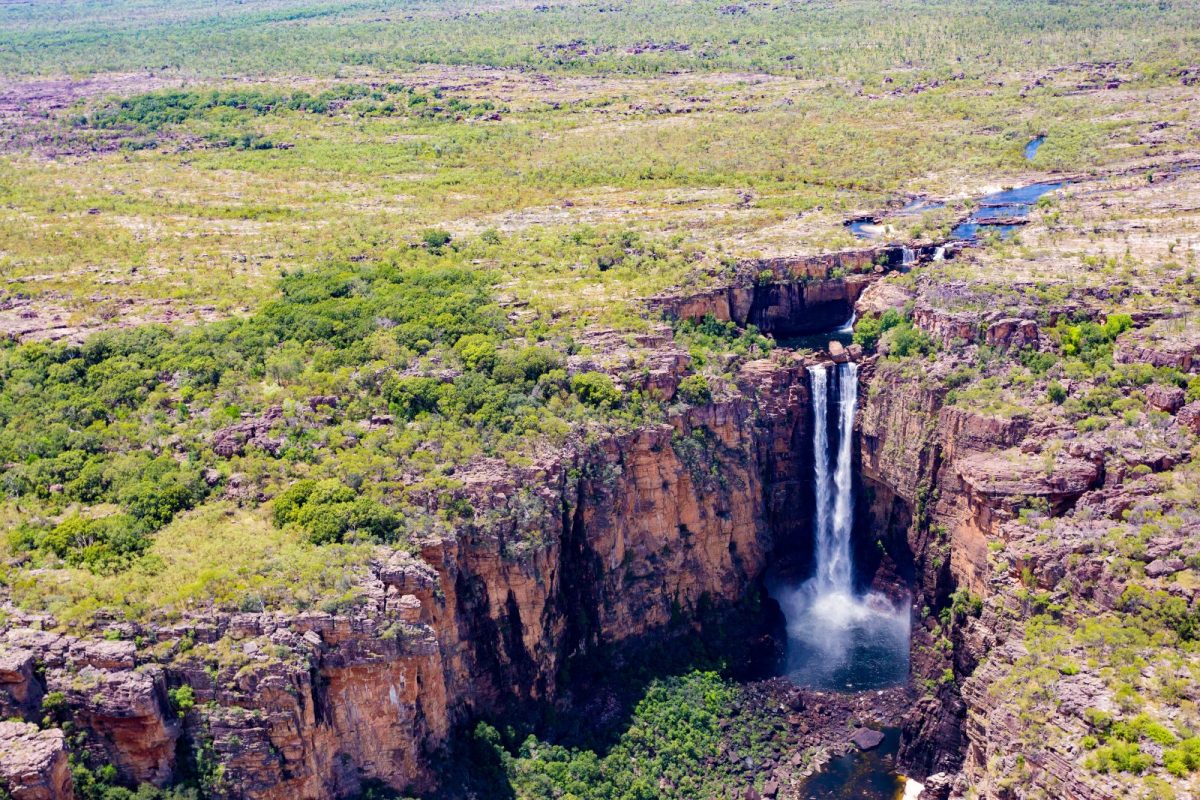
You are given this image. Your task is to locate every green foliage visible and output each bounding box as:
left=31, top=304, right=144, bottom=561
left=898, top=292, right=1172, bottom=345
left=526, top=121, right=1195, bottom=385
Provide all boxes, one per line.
left=674, top=316, right=772, bottom=368
left=1047, top=381, right=1067, bottom=405
left=421, top=229, right=453, bottom=252
left=30, top=513, right=153, bottom=573
left=1163, top=738, right=1200, bottom=778
left=486, top=671, right=791, bottom=800
left=853, top=308, right=930, bottom=357
left=454, top=334, right=499, bottom=373
left=1085, top=740, right=1153, bottom=774
left=571, top=372, right=622, bottom=409
left=167, top=685, right=195, bottom=718
left=676, top=375, right=712, bottom=406
left=2, top=0, right=1195, bottom=81
left=1049, top=313, right=1132, bottom=367
left=852, top=308, right=904, bottom=351
left=272, top=478, right=397, bottom=545
left=69, top=759, right=200, bottom=800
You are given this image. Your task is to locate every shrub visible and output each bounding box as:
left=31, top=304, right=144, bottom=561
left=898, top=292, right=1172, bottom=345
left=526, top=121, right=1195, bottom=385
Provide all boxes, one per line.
left=852, top=308, right=903, bottom=351
left=421, top=229, right=453, bottom=251
left=453, top=334, right=498, bottom=372
left=384, top=376, right=445, bottom=420
left=677, top=374, right=712, bottom=405
left=273, top=478, right=398, bottom=545
left=571, top=372, right=621, bottom=409
left=167, top=685, right=195, bottom=718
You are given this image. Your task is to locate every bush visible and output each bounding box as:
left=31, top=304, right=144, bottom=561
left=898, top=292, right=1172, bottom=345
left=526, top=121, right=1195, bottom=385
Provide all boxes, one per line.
left=1047, top=381, right=1067, bottom=404
left=853, top=308, right=905, bottom=351
left=421, top=229, right=453, bottom=251
left=384, top=376, right=445, bottom=420
left=167, top=685, right=195, bottom=718
left=1089, top=741, right=1153, bottom=774
left=571, top=372, right=621, bottom=409
left=453, top=334, right=498, bottom=372
left=273, top=478, right=398, bottom=544
left=677, top=374, right=712, bottom=405
left=36, top=514, right=152, bottom=572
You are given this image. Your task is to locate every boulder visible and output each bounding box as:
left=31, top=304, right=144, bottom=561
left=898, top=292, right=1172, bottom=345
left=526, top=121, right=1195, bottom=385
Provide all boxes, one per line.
left=1145, top=384, right=1185, bottom=413
left=829, top=340, right=849, bottom=362
left=1179, top=401, right=1200, bottom=435
left=985, top=318, right=1040, bottom=351
left=0, top=648, right=41, bottom=718
left=854, top=278, right=913, bottom=318
left=210, top=406, right=285, bottom=458
left=68, top=639, right=136, bottom=671
left=0, top=721, right=73, bottom=800
left=1145, top=558, right=1186, bottom=578
left=850, top=727, right=886, bottom=750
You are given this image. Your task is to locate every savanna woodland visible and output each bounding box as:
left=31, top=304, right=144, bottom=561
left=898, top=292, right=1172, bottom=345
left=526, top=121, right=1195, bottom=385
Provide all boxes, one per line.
left=1, top=1, right=1200, bottom=799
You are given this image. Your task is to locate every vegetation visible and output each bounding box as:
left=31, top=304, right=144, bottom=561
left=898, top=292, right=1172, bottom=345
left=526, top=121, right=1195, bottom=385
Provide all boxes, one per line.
left=2, top=0, right=1197, bottom=80
left=0, top=2, right=1198, bottom=799
left=476, top=671, right=795, bottom=800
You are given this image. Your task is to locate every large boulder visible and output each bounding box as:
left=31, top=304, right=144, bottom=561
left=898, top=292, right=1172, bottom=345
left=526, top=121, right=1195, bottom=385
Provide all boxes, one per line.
left=0, top=722, right=73, bottom=800
left=1145, top=384, right=1186, bottom=413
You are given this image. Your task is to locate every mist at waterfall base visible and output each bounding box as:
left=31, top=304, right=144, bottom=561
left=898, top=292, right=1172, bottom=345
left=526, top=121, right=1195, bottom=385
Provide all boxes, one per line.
left=772, top=362, right=910, bottom=692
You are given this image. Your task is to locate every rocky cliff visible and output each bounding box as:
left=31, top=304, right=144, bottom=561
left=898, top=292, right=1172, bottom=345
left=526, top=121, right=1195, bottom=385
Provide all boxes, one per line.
left=855, top=259, right=1200, bottom=799
left=0, top=352, right=814, bottom=800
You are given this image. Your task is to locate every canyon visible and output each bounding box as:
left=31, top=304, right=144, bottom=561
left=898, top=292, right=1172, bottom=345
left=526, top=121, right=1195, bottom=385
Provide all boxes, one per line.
left=1, top=140, right=1199, bottom=800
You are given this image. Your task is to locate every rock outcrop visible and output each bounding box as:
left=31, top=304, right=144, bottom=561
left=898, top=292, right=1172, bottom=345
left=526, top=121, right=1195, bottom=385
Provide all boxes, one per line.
left=0, top=353, right=814, bottom=799
left=0, top=722, right=73, bottom=800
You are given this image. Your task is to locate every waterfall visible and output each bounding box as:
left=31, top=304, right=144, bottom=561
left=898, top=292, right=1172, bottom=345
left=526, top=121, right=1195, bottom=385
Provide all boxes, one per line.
left=808, top=365, right=832, bottom=586
left=932, top=245, right=946, bottom=262
left=901, top=246, right=916, bottom=267
left=809, top=362, right=857, bottom=594
left=829, top=361, right=858, bottom=591
left=836, top=311, right=856, bottom=334
left=772, top=360, right=910, bottom=691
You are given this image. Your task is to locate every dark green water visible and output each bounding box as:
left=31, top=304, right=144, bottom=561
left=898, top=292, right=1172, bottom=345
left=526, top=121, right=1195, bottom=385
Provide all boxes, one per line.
left=797, top=728, right=906, bottom=800
left=778, top=320, right=854, bottom=353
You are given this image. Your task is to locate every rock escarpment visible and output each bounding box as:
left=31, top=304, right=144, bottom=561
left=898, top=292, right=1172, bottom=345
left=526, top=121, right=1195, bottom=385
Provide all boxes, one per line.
left=0, top=353, right=814, bottom=799
left=648, top=246, right=937, bottom=337
left=856, top=272, right=1200, bottom=799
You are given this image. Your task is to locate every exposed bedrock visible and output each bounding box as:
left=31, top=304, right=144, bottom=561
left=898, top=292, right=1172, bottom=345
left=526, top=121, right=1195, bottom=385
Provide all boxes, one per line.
left=0, top=354, right=814, bottom=799
left=648, top=246, right=937, bottom=337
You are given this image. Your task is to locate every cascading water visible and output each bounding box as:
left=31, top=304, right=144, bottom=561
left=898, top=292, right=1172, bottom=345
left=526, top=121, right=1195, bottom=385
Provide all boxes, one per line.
left=774, top=362, right=910, bottom=691
left=901, top=246, right=916, bottom=267
left=932, top=245, right=946, bottom=262
left=812, top=362, right=856, bottom=594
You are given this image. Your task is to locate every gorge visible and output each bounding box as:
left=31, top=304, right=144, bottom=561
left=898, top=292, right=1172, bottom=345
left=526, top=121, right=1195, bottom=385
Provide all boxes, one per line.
left=0, top=46, right=1198, bottom=800
left=4, top=200, right=1200, bottom=798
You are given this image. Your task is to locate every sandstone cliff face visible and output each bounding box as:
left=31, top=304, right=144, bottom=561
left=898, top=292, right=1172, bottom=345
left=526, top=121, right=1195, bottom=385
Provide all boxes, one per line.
left=857, top=279, right=1200, bottom=800
left=0, top=355, right=813, bottom=800
left=647, top=247, right=932, bottom=337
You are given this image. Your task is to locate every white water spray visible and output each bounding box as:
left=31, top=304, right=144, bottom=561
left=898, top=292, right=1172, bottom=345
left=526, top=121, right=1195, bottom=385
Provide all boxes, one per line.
left=901, top=246, right=916, bottom=267
left=776, top=361, right=910, bottom=690
left=932, top=245, right=946, bottom=262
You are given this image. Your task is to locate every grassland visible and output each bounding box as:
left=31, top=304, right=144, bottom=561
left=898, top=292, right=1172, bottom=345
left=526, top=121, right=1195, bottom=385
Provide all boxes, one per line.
left=2, top=0, right=1199, bottom=81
